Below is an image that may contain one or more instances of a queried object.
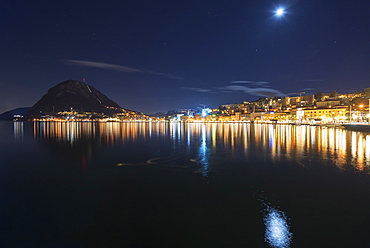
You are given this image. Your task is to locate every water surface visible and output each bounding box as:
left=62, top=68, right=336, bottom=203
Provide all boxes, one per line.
left=1, top=121, right=370, bottom=247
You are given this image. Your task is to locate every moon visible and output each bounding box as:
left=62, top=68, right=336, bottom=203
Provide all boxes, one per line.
left=275, top=8, right=285, bottom=17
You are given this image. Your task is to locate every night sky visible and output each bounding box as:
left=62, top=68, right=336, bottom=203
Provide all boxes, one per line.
left=1, top=0, right=370, bottom=114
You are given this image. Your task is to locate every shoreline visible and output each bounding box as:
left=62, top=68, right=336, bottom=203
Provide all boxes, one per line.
left=7, top=119, right=369, bottom=128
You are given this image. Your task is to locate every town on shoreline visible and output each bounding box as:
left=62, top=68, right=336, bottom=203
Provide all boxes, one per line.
left=14, top=88, right=370, bottom=126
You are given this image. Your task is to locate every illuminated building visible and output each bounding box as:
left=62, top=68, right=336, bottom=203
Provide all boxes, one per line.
left=303, top=107, right=347, bottom=123
left=316, top=100, right=341, bottom=108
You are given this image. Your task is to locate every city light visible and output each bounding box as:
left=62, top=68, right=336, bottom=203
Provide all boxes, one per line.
left=16, top=89, right=370, bottom=125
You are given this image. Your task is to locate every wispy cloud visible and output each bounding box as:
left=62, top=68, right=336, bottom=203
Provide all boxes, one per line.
left=231, top=81, right=270, bottom=87
left=223, top=85, right=286, bottom=97
left=302, top=88, right=315, bottom=91
left=182, top=87, right=214, bottom=93
left=253, top=81, right=270, bottom=87
left=223, top=80, right=285, bottom=97
left=183, top=80, right=286, bottom=98
left=62, top=59, right=182, bottom=79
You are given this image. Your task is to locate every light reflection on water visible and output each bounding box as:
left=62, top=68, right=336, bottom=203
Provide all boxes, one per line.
left=6, top=121, right=370, bottom=247
left=263, top=205, right=292, bottom=248
left=26, top=122, right=370, bottom=173
left=13, top=121, right=24, bottom=141
left=197, top=124, right=210, bottom=176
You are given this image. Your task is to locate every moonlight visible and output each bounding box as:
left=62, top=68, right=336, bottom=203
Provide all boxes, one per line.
left=275, top=8, right=285, bottom=17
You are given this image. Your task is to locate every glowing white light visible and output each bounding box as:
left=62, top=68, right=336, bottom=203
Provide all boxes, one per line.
left=275, top=8, right=285, bottom=17
left=201, top=108, right=211, bottom=117
left=198, top=124, right=210, bottom=177
left=264, top=207, right=292, bottom=248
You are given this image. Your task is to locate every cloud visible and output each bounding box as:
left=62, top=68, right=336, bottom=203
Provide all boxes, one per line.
left=231, top=81, right=270, bottom=87
left=62, top=59, right=181, bottom=79
left=302, top=88, right=315, bottom=91
left=183, top=80, right=285, bottom=97
left=223, top=85, right=286, bottom=97
left=182, top=87, right=213, bottom=93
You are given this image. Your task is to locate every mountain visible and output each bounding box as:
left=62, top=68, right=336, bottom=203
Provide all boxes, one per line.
left=0, top=107, right=31, bottom=121
left=150, top=110, right=178, bottom=118
left=26, top=80, right=140, bottom=117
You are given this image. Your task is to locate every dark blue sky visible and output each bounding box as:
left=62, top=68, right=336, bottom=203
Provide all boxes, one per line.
left=1, top=0, right=370, bottom=114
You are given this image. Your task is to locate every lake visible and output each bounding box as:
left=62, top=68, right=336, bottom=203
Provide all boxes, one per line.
left=1, top=121, right=370, bottom=248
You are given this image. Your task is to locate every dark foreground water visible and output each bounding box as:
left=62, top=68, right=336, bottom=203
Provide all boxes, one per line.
left=1, top=121, right=370, bottom=248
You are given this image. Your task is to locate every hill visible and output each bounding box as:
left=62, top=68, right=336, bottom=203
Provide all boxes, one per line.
left=26, top=80, right=141, bottom=118
left=0, top=107, right=31, bottom=121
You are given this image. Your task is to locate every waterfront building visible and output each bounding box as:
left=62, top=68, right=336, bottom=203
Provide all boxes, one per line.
left=303, top=107, right=347, bottom=123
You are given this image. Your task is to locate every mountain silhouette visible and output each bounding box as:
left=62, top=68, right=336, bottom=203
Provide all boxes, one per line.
left=26, top=80, right=139, bottom=117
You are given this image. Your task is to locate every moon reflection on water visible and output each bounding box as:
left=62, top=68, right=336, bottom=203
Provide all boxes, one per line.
left=263, top=205, right=293, bottom=248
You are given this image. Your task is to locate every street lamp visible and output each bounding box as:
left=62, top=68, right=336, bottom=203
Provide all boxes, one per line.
left=359, top=104, right=364, bottom=122
left=368, top=99, right=370, bottom=123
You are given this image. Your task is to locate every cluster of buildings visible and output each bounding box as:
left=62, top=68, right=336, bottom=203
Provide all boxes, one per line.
left=167, top=90, right=370, bottom=124
left=21, top=89, right=370, bottom=124
left=29, top=109, right=149, bottom=122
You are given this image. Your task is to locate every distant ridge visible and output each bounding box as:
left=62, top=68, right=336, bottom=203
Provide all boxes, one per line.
left=26, top=80, right=140, bottom=117
left=0, top=107, right=31, bottom=120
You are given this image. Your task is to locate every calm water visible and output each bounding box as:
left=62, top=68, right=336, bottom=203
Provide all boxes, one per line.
left=1, top=121, right=370, bottom=248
